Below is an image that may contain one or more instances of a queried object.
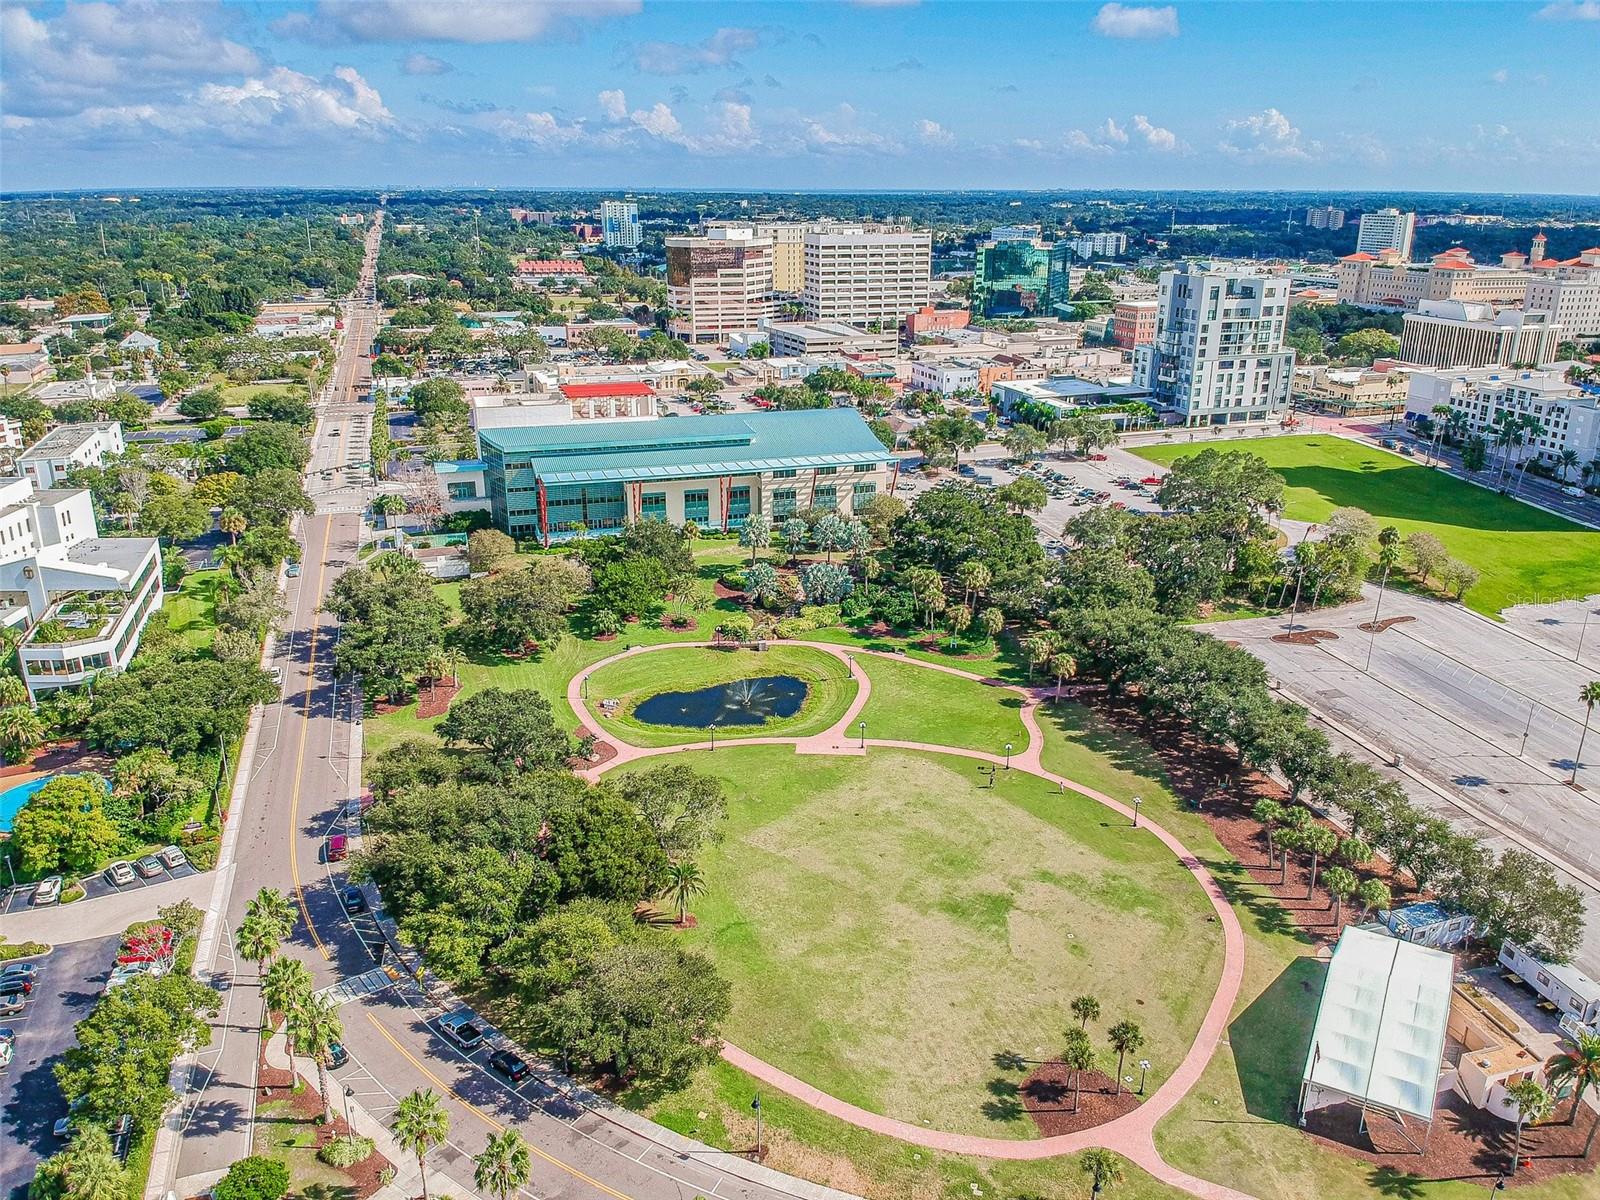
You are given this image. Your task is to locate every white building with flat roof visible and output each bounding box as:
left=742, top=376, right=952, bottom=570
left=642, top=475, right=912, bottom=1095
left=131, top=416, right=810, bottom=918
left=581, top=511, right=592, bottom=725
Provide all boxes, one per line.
left=1399, top=300, right=1563, bottom=369
left=1356, top=208, right=1417, bottom=259
left=1067, top=231, right=1128, bottom=258
left=600, top=200, right=641, bottom=250
left=1132, top=265, right=1295, bottom=427
left=1405, top=364, right=1600, bottom=470
left=909, top=359, right=981, bottom=396
left=764, top=321, right=897, bottom=357
left=803, top=226, right=932, bottom=329
left=18, top=422, right=124, bottom=489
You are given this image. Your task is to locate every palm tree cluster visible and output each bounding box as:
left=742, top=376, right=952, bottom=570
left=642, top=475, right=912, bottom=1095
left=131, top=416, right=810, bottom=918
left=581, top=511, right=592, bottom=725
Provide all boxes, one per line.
left=1057, top=996, right=1146, bottom=1113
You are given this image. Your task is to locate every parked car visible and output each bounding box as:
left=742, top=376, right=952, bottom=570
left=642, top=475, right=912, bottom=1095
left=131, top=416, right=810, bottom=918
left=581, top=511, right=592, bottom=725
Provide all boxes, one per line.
left=157, top=846, right=187, bottom=871
left=286, top=563, right=302, bottom=577
left=324, top=834, right=348, bottom=863
left=0, top=995, right=24, bottom=1017
left=0, top=1027, right=15, bottom=1046
left=488, top=1049, right=530, bottom=1082
left=104, top=861, right=136, bottom=887
left=328, top=1040, right=349, bottom=1069
left=33, top=876, right=62, bottom=906
left=134, top=856, right=164, bottom=879
left=110, top=1114, right=132, bottom=1160
left=53, top=1117, right=74, bottom=1139
left=438, top=1014, right=484, bottom=1051
left=340, top=885, right=366, bottom=912
left=0, top=978, right=32, bottom=999
left=0, top=964, right=38, bottom=984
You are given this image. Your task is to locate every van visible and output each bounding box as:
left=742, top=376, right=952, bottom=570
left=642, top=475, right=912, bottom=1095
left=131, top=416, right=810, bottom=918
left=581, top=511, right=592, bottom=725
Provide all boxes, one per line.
left=1562, top=485, right=1585, bottom=498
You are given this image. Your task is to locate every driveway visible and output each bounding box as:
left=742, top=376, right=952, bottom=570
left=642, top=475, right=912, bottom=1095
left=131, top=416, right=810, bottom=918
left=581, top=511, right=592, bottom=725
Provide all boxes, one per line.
left=0, top=874, right=209, bottom=946
left=0, top=936, right=120, bottom=1200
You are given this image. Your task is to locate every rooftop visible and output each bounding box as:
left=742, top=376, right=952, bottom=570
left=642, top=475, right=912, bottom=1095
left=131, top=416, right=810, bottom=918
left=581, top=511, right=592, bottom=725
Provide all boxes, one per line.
left=479, top=408, right=895, bottom=486
left=20, top=422, right=119, bottom=460
left=65, top=536, right=159, bottom=576
left=559, top=381, right=656, bottom=399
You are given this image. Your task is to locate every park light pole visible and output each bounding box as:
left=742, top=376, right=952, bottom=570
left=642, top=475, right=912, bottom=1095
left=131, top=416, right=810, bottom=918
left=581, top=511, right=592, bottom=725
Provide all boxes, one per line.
left=1138, top=1059, right=1150, bottom=1095
left=1004, top=742, right=1013, bottom=770
left=1577, top=607, right=1600, bottom=665
left=858, top=720, right=866, bottom=749
left=342, top=1085, right=355, bottom=1149
left=709, top=723, right=717, bottom=752
left=1131, top=795, right=1142, bottom=827
left=751, top=1094, right=762, bottom=1161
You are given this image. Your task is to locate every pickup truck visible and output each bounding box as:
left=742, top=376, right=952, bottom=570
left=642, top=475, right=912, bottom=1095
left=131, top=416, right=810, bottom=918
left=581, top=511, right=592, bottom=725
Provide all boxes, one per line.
left=438, top=1014, right=484, bottom=1051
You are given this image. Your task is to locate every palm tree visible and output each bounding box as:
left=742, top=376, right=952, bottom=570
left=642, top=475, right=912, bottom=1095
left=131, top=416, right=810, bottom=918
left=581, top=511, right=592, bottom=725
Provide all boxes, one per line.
left=262, top=956, right=312, bottom=1028
left=59, top=1126, right=128, bottom=1200
left=392, top=1089, right=451, bottom=1200
left=1321, top=866, right=1358, bottom=923
left=1572, top=681, right=1600, bottom=785
left=1107, top=1020, right=1145, bottom=1097
left=1050, top=652, right=1077, bottom=704
left=1428, top=404, right=1452, bottom=464
left=1061, top=1027, right=1096, bottom=1114
left=247, top=887, right=298, bottom=940
left=1546, top=1032, right=1600, bottom=1154
left=235, top=913, right=281, bottom=1033
left=219, top=509, right=248, bottom=544
left=1505, top=1078, right=1553, bottom=1174
left=946, top=603, right=972, bottom=651
left=1513, top=415, right=1547, bottom=493
left=1070, top=994, right=1101, bottom=1030
left=288, top=991, right=344, bottom=1123
left=662, top=860, right=707, bottom=925
left=0, top=704, right=45, bottom=762
left=1080, top=1148, right=1125, bottom=1198
left=0, top=674, right=29, bottom=708
left=1302, top=825, right=1339, bottom=899
left=1252, top=798, right=1286, bottom=869
left=1556, top=448, right=1582, bottom=483
left=473, top=1128, right=532, bottom=1200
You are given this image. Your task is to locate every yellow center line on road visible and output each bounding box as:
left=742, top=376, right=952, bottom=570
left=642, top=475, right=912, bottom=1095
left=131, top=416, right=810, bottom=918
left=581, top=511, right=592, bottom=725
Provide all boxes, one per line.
left=289, top=515, right=336, bottom=960
left=364, top=1013, right=635, bottom=1200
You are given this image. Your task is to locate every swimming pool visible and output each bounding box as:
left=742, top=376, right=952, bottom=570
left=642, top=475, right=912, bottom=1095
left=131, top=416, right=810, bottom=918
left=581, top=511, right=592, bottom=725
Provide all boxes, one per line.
left=0, top=775, right=55, bottom=833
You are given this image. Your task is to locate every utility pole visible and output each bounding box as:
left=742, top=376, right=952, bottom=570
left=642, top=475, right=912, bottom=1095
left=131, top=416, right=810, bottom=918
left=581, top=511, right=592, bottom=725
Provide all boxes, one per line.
left=99, top=223, right=108, bottom=256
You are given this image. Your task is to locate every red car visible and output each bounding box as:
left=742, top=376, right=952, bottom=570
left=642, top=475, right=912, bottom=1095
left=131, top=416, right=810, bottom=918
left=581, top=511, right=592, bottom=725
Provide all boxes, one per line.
left=325, top=834, right=349, bottom=863
left=1089, top=453, right=1109, bottom=462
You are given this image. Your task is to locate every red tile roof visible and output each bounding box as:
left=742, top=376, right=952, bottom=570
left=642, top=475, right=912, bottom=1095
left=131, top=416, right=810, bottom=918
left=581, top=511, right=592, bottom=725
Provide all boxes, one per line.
left=1433, top=261, right=1474, bottom=270
left=559, top=381, right=656, bottom=398
left=1339, top=253, right=1377, bottom=262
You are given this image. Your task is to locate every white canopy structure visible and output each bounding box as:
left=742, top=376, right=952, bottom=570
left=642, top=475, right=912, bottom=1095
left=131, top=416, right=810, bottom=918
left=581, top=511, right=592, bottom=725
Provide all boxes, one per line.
left=1300, top=926, right=1454, bottom=1145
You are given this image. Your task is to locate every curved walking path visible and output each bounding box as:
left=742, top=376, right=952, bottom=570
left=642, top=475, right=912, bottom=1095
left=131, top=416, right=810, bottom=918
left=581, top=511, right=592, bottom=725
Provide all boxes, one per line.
left=568, top=640, right=1254, bottom=1199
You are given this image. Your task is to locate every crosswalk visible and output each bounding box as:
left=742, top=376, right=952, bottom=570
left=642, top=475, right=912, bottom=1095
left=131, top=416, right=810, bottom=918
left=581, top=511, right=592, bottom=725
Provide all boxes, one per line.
left=316, top=964, right=400, bottom=1007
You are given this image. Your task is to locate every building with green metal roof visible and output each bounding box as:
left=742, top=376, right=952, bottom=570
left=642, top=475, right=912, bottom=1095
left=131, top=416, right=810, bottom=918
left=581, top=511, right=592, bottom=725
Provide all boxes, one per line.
left=475, top=408, right=898, bottom=543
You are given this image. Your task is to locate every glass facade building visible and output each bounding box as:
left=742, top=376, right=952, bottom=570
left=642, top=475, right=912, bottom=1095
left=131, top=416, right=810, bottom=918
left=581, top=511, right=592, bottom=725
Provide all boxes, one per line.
left=969, top=238, right=1072, bottom=320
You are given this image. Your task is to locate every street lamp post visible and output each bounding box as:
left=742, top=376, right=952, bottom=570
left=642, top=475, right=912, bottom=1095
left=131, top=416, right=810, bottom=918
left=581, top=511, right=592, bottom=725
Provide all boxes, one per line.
left=709, top=723, right=717, bottom=752
left=1576, top=607, right=1600, bottom=665
left=1131, top=795, right=1142, bottom=827
left=1138, top=1059, right=1150, bottom=1095
left=1521, top=700, right=1538, bottom=757
left=858, top=720, right=866, bottom=749
left=751, top=1094, right=763, bottom=1161
left=1004, top=742, right=1013, bottom=770
left=342, top=1085, right=355, bottom=1149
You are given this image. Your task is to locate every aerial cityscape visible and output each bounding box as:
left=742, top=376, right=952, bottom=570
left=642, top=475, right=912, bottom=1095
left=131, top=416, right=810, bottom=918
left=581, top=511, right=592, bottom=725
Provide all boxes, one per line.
left=1, top=4, right=1599, bottom=1200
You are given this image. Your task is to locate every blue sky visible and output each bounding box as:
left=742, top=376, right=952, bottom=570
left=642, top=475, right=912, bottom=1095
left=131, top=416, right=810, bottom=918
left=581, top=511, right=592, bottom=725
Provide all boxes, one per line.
left=3, top=0, right=1598, bottom=192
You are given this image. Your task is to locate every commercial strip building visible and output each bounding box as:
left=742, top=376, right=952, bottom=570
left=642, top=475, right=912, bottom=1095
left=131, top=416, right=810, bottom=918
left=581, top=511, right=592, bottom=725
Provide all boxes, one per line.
left=904, top=306, right=971, bottom=340
left=1399, top=301, right=1564, bottom=369
left=1293, top=364, right=1411, bottom=415
left=666, top=228, right=777, bottom=343
left=600, top=200, right=641, bottom=250
left=0, top=474, right=164, bottom=700
left=1405, top=364, right=1600, bottom=469
left=1132, top=264, right=1296, bottom=427
left=472, top=409, right=897, bottom=544
left=1356, top=208, right=1417, bottom=259
left=761, top=322, right=897, bottom=358
left=18, top=421, right=125, bottom=489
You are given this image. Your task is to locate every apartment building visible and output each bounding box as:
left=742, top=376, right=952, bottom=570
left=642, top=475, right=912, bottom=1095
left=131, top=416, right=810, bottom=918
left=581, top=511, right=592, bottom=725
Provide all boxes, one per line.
left=1524, top=273, right=1600, bottom=337
left=803, top=226, right=932, bottom=329
left=600, top=200, right=641, bottom=250
left=1406, top=365, right=1600, bottom=469
left=1132, top=265, right=1296, bottom=427
left=0, top=474, right=164, bottom=700
left=18, top=422, right=125, bottom=489
left=1305, top=206, right=1346, bottom=231
left=1111, top=300, right=1160, bottom=350
left=476, top=409, right=897, bottom=544
left=1356, top=208, right=1417, bottom=259
left=1399, top=301, right=1563, bottom=369
left=666, top=228, right=776, bottom=344
left=1066, top=231, right=1129, bottom=258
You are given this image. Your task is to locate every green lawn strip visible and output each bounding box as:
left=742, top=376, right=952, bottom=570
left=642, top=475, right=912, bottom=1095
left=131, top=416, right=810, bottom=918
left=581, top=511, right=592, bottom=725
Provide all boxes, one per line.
left=854, top=652, right=1026, bottom=754
left=632, top=1057, right=1194, bottom=1200
left=613, top=745, right=1222, bottom=1138
left=1032, top=699, right=1592, bottom=1200
left=165, top=570, right=222, bottom=651
left=1131, top=435, right=1600, bottom=617
left=220, top=382, right=301, bottom=404
left=585, top=645, right=855, bottom=747
left=251, top=1096, right=359, bottom=1198
left=800, top=625, right=1029, bottom=681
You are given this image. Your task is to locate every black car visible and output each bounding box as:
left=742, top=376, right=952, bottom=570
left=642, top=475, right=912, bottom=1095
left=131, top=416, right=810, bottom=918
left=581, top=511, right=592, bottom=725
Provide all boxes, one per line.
left=0, top=978, right=33, bottom=999
left=488, top=1049, right=530, bottom=1083
left=328, top=1040, right=349, bottom=1069
left=340, top=886, right=366, bottom=912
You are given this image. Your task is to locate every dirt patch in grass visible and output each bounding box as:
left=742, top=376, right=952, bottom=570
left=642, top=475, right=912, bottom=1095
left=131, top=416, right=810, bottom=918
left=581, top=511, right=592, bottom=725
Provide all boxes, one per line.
left=413, top=679, right=461, bottom=720
left=1304, top=1092, right=1599, bottom=1187
left=1012, top=1064, right=1142, bottom=1136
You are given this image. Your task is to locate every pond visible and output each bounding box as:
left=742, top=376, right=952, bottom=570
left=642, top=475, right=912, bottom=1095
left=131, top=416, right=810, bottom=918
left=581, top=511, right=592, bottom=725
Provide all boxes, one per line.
left=632, top=675, right=809, bottom=730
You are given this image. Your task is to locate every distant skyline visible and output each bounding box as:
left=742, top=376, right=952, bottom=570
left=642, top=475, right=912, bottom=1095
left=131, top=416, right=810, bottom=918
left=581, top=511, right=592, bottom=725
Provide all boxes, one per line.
left=3, top=0, right=1599, bottom=194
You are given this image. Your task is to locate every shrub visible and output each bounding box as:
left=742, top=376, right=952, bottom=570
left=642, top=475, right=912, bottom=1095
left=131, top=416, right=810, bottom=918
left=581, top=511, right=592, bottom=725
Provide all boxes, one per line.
left=774, top=618, right=813, bottom=639
left=183, top=838, right=221, bottom=871
left=213, top=1156, right=289, bottom=1200
left=318, top=1135, right=376, bottom=1168
left=590, top=608, right=621, bottom=637
left=797, top=604, right=842, bottom=628
left=0, top=937, right=49, bottom=961
left=839, top=592, right=872, bottom=623
left=719, top=567, right=747, bottom=590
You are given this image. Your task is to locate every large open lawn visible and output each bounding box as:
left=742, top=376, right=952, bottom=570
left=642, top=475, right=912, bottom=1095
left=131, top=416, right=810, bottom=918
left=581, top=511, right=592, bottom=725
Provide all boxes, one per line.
left=619, top=745, right=1225, bottom=1138
left=854, top=653, right=1027, bottom=754
left=583, top=644, right=855, bottom=746
left=1132, top=435, right=1600, bottom=617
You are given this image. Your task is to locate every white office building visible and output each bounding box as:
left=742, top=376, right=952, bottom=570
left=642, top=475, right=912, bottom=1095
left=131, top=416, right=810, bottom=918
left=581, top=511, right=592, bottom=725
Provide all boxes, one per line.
left=1399, top=301, right=1563, bottom=369
left=1132, top=265, right=1296, bottom=427
left=1356, top=208, right=1417, bottom=259
left=18, top=422, right=125, bottom=489
left=1406, top=365, right=1600, bottom=471
left=909, top=359, right=982, bottom=396
left=1523, top=273, right=1600, bottom=337
left=0, top=474, right=164, bottom=700
left=600, top=200, right=641, bottom=250
left=803, top=226, right=932, bottom=329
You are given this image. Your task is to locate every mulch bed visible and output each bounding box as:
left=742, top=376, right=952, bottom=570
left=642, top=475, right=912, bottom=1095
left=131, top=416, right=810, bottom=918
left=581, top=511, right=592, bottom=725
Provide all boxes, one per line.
left=713, top=580, right=746, bottom=601
left=1017, top=1065, right=1142, bottom=1137
left=279, top=1072, right=394, bottom=1199
left=911, top=637, right=988, bottom=660
left=568, top=730, right=619, bottom=769
left=413, top=679, right=461, bottom=720
left=1357, top=614, right=1418, bottom=634
left=661, top=616, right=696, bottom=631
left=1270, top=628, right=1340, bottom=645
left=593, top=632, right=618, bottom=642
left=1303, top=1093, right=1599, bottom=1186
left=257, top=1036, right=296, bottom=1098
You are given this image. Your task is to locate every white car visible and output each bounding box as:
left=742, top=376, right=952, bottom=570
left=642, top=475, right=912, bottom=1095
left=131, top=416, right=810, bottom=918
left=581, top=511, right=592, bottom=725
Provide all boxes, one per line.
left=157, top=845, right=187, bottom=871
left=32, top=876, right=62, bottom=906
left=1561, top=485, right=1585, bottom=498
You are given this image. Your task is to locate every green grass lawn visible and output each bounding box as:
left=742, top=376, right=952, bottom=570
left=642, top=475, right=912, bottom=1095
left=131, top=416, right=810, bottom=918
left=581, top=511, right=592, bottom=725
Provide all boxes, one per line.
left=615, top=745, right=1224, bottom=1139
left=165, top=570, right=222, bottom=652
left=1132, top=435, right=1600, bottom=616
left=584, top=644, right=855, bottom=747
left=854, top=652, right=1026, bottom=753
left=220, top=381, right=303, bottom=405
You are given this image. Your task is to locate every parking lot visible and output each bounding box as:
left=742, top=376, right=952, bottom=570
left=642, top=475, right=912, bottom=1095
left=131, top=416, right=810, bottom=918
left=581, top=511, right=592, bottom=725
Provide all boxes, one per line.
left=1, top=853, right=197, bottom=916
left=0, top=936, right=121, bottom=1200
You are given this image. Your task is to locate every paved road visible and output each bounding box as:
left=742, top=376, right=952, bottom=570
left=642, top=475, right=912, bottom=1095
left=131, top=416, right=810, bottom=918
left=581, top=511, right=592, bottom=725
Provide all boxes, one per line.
left=0, top=937, right=120, bottom=1200
left=164, top=209, right=853, bottom=1200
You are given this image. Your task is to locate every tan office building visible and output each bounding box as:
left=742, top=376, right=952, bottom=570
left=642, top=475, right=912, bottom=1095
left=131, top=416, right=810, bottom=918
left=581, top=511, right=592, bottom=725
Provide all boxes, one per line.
left=666, top=228, right=776, bottom=344
left=803, top=227, right=932, bottom=329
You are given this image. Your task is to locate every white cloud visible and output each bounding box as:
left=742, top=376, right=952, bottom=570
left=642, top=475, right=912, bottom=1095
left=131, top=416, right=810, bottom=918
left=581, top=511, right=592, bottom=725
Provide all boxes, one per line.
left=199, top=65, right=395, bottom=141
left=631, top=27, right=761, bottom=75
left=1133, top=113, right=1178, bottom=151
left=401, top=52, right=452, bottom=76
left=1099, top=117, right=1129, bottom=144
left=1091, top=3, right=1179, bottom=39
left=1064, top=128, right=1118, bottom=155
left=1535, top=0, right=1600, bottom=19
left=799, top=104, right=903, bottom=155
left=278, top=0, right=640, bottom=43
left=597, top=88, right=628, bottom=120
left=629, top=101, right=682, bottom=138
left=1490, top=67, right=1509, bottom=84
left=1218, top=107, right=1317, bottom=161
left=483, top=108, right=588, bottom=147
left=916, top=118, right=955, bottom=146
